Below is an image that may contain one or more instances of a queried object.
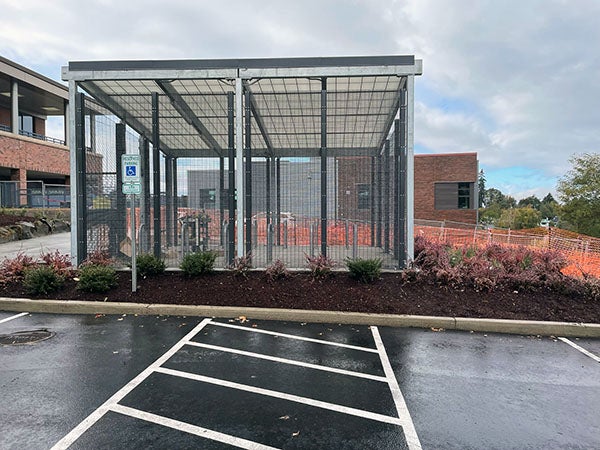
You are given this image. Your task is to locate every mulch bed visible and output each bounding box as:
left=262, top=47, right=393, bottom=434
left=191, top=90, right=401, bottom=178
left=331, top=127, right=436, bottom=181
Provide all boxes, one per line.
left=2, top=271, right=598, bottom=323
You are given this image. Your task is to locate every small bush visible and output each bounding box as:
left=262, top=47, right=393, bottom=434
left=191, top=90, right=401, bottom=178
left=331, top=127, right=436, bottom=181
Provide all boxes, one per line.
left=229, top=253, right=252, bottom=276
left=77, top=264, right=117, bottom=293
left=0, top=252, right=36, bottom=283
left=82, top=250, right=114, bottom=267
left=40, top=249, right=73, bottom=277
left=180, top=251, right=216, bottom=276
left=346, top=257, right=382, bottom=283
left=306, top=253, right=336, bottom=278
left=265, top=259, right=289, bottom=280
left=136, top=253, right=166, bottom=278
left=23, top=265, right=64, bottom=295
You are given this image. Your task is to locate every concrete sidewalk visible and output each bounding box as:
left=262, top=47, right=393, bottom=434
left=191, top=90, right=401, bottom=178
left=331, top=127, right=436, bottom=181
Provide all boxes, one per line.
left=0, top=232, right=70, bottom=260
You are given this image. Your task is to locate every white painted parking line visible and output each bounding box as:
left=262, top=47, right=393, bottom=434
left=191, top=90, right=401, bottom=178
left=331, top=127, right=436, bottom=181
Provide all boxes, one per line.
left=371, top=326, right=422, bottom=450
left=558, top=337, right=600, bottom=363
left=51, top=318, right=213, bottom=450
left=185, top=341, right=387, bottom=382
left=210, top=321, right=379, bottom=353
left=111, top=404, right=280, bottom=450
left=155, top=366, right=403, bottom=426
left=0, top=312, right=29, bottom=325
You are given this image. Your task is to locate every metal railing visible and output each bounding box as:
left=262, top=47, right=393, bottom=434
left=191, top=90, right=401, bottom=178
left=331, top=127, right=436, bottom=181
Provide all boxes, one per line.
left=18, top=129, right=66, bottom=146
left=0, top=124, right=10, bottom=132
left=0, top=181, right=70, bottom=208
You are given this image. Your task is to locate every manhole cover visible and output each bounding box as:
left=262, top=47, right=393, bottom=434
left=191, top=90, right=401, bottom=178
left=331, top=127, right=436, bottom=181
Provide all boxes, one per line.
left=0, top=329, right=54, bottom=345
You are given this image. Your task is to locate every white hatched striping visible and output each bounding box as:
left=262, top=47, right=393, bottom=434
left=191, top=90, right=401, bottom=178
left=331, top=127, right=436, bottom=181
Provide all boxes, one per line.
left=0, top=312, right=29, bottom=324
left=371, top=326, right=422, bottom=450
left=155, top=366, right=403, bottom=426
left=558, top=337, right=600, bottom=363
left=185, top=341, right=387, bottom=382
left=50, top=318, right=213, bottom=450
left=111, top=404, right=280, bottom=450
left=209, top=321, right=378, bottom=353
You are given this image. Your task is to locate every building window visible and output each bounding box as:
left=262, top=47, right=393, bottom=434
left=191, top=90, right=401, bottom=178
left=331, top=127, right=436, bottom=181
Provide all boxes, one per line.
left=458, top=182, right=471, bottom=209
left=357, top=184, right=370, bottom=209
left=435, top=182, right=473, bottom=210
left=19, top=115, right=34, bottom=134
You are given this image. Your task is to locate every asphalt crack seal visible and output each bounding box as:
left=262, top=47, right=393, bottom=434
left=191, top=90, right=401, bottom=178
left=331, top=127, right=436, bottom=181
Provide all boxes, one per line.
left=0, top=329, right=54, bottom=345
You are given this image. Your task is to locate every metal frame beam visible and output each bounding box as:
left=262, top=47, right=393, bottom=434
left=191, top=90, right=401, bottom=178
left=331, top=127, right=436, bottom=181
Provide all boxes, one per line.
left=79, top=81, right=152, bottom=140
left=156, top=80, right=223, bottom=157
left=152, top=92, right=161, bottom=257
left=74, top=91, right=87, bottom=265
left=165, top=147, right=379, bottom=159
left=244, top=85, right=274, bottom=155
left=320, top=77, right=328, bottom=256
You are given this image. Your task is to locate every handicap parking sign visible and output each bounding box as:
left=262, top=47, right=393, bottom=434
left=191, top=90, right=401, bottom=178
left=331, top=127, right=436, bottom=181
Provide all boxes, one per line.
left=122, top=155, right=141, bottom=182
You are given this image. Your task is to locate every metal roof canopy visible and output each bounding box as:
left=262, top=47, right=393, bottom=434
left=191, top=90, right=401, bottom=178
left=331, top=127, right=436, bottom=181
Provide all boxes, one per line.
left=62, top=55, right=422, bottom=159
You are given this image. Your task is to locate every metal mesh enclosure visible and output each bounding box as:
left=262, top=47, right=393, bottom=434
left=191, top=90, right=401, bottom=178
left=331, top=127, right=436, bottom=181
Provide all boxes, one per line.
left=65, top=56, right=421, bottom=269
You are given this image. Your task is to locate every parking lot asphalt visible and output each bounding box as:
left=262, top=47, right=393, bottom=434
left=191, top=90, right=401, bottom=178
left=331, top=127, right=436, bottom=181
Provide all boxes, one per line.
left=1, top=311, right=599, bottom=449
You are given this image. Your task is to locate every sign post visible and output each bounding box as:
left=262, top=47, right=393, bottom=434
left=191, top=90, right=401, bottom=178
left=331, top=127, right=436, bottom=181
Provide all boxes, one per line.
left=122, top=155, right=141, bottom=292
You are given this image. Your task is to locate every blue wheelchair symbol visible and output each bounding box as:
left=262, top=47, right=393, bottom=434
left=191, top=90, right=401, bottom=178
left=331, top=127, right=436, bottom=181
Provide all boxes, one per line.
left=125, top=166, right=137, bottom=177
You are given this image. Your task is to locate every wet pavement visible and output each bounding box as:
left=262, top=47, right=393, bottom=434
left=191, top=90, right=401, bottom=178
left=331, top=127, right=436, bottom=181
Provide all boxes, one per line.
left=0, top=312, right=598, bottom=449
left=0, top=232, right=70, bottom=260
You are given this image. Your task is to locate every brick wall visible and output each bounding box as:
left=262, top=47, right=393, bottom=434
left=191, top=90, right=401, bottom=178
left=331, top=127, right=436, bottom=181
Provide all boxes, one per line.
left=0, top=130, right=102, bottom=184
left=337, top=152, right=478, bottom=224
left=0, top=131, right=70, bottom=178
left=414, top=153, right=477, bottom=223
left=337, top=157, right=371, bottom=221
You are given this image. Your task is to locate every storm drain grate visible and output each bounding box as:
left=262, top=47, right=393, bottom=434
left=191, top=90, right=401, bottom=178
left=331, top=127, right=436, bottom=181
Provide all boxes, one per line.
left=0, top=329, right=54, bottom=345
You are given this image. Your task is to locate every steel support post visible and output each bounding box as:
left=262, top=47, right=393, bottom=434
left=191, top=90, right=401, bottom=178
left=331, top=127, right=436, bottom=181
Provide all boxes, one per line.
left=266, top=157, right=271, bottom=227
left=320, top=77, right=328, bottom=256
left=115, top=123, right=127, bottom=253
left=391, top=120, right=399, bottom=259
left=173, top=158, right=178, bottom=246
left=235, top=79, right=244, bottom=258
left=74, top=91, right=87, bottom=264
left=398, top=108, right=407, bottom=267
left=227, top=92, right=235, bottom=264
left=370, top=157, right=375, bottom=247
left=276, top=157, right=281, bottom=246
left=140, top=137, right=151, bottom=253
left=244, top=88, right=252, bottom=259
left=219, top=156, right=225, bottom=245
left=384, top=140, right=390, bottom=253
left=406, top=76, right=415, bottom=262
left=151, top=92, right=161, bottom=257
left=376, top=152, right=383, bottom=247
left=165, top=156, right=173, bottom=247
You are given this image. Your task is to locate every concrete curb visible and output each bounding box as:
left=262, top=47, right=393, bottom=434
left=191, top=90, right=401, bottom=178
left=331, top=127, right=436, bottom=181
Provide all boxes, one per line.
left=1, top=297, right=599, bottom=337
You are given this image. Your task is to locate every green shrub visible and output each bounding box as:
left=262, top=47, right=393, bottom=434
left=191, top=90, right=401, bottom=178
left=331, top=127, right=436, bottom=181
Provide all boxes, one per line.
left=136, top=253, right=166, bottom=277
left=180, top=251, right=216, bottom=276
left=77, top=264, right=117, bottom=293
left=346, top=257, right=382, bottom=283
left=23, top=265, right=64, bottom=295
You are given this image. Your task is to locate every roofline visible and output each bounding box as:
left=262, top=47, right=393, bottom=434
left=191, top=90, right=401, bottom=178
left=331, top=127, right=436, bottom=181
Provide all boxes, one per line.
left=0, top=55, right=68, bottom=99
left=416, top=152, right=478, bottom=158
left=67, top=55, right=415, bottom=72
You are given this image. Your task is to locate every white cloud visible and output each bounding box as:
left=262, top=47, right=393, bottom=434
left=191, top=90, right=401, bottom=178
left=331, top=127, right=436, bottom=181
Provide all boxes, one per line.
left=2, top=0, right=599, bottom=197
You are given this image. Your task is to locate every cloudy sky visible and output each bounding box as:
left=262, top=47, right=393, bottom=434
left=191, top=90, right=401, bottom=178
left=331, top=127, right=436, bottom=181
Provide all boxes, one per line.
left=2, top=0, right=599, bottom=200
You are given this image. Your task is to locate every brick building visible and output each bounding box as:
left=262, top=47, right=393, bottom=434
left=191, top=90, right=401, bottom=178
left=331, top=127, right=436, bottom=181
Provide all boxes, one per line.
left=0, top=56, right=101, bottom=207
left=338, top=152, right=478, bottom=224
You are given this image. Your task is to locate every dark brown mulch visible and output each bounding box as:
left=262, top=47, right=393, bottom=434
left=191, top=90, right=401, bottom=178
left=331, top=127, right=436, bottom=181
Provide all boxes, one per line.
left=2, top=271, right=598, bottom=323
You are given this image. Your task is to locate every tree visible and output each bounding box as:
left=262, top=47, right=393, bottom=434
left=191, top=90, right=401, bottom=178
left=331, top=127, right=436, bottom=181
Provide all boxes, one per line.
left=496, top=206, right=542, bottom=230
left=478, top=169, right=486, bottom=207
left=539, top=192, right=559, bottom=222
left=518, top=195, right=541, bottom=210
left=557, top=153, right=600, bottom=237
left=484, top=188, right=517, bottom=209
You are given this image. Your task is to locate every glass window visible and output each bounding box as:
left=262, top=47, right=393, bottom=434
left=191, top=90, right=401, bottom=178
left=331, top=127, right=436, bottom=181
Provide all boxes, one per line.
left=19, top=115, right=34, bottom=133
left=357, top=184, right=370, bottom=209
left=458, top=182, right=471, bottom=209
